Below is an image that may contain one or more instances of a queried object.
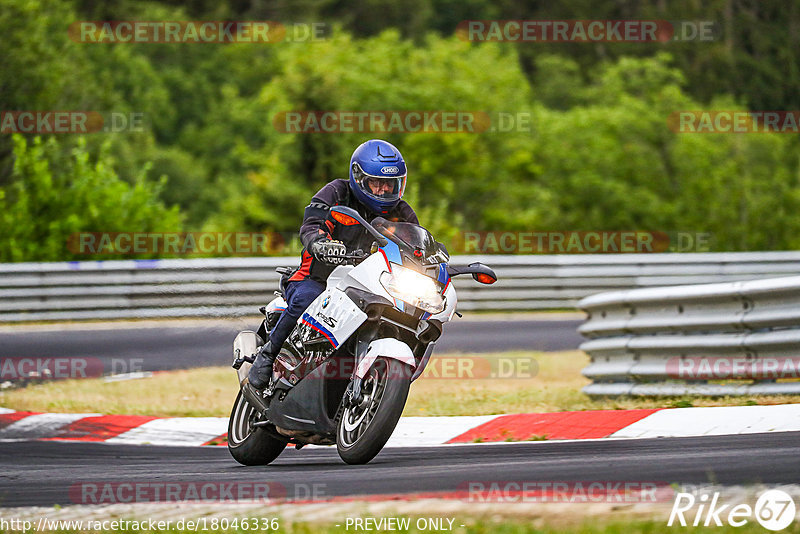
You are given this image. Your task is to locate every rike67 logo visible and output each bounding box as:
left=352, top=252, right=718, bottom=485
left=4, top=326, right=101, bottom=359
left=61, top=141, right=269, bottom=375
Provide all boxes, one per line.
left=668, top=489, right=796, bottom=530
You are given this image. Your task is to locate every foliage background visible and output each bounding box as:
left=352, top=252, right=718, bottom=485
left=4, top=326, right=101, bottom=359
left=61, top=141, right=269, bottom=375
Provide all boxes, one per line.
left=1, top=0, right=799, bottom=260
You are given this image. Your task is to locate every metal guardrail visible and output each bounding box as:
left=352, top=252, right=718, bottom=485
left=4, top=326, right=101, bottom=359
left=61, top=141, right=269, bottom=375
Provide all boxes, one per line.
left=578, top=275, right=800, bottom=396
left=3, top=252, right=800, bottom=322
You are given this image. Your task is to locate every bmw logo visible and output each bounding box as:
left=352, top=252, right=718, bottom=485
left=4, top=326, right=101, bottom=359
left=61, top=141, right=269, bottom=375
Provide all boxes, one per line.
left=322, top=296, right=330, bottom=308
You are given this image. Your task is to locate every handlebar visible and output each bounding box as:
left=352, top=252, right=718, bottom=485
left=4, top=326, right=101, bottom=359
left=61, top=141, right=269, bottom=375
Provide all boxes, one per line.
left=340, top=249, right=367, bottom=265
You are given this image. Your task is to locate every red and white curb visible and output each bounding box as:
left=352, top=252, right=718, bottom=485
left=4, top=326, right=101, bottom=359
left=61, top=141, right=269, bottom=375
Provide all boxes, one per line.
left=1, top=404, right=799, bottom=447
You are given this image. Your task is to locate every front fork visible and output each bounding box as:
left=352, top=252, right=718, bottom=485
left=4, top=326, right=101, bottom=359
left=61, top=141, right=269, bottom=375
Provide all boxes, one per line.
left=345, top=328, right=420, bottom=407
left=345, top=323, right=378, bottom=406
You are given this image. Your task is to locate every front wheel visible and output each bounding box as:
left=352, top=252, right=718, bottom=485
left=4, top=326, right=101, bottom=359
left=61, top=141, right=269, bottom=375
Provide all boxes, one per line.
left=337, top=357, right=411, bottom=465
left=227, top=390, right=287, bottom=466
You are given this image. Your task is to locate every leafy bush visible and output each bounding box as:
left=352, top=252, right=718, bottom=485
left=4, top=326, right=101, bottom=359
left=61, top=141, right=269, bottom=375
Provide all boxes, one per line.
left=0, top=135, right=182, bottom=261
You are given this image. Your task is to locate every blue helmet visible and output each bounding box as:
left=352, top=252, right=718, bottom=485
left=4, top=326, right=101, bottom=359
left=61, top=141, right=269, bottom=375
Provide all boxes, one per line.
left=349, top=139, right=407, bottom=214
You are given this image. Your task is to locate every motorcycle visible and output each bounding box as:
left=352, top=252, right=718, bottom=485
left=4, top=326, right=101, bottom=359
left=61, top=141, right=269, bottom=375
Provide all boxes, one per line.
left=228, top=206, right=496, bottom=465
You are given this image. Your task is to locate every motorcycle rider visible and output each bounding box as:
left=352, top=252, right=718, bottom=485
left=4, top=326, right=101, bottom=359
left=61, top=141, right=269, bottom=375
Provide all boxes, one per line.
left=248, top=139, right=418, bottom=390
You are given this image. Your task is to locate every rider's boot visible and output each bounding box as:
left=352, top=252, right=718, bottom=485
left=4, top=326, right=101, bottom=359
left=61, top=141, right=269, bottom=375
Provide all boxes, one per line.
left=247, top=341, right=277, bottom=390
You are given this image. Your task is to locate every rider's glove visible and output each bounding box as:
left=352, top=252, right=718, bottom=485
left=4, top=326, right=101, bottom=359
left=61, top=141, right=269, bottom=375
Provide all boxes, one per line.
left=309, top=239, right=347, bottom=265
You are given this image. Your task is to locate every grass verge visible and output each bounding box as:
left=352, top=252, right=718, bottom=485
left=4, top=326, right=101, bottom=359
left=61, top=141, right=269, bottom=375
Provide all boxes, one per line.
left=1, top=351, right=799, bottom=417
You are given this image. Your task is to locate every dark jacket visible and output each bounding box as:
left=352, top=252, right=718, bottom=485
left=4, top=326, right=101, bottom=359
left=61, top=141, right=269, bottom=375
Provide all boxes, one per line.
left=289, top=179, right=418, bottom=283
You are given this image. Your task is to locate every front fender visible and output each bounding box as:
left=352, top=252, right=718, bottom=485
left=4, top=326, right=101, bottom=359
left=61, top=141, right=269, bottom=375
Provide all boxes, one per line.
left=355, top=338, right=416, bottom=379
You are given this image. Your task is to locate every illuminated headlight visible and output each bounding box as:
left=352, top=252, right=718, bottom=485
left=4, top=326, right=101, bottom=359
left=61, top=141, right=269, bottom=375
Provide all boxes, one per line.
left=379, top=264, right=446, bottom=314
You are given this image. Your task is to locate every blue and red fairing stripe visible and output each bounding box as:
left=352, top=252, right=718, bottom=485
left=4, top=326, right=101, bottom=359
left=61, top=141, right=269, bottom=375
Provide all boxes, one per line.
left=380, top=240, right=402, bottom=264
left=380, top=241, right=405, bottom=311
left=438, top=262, right=451, bottom=289
left=300, top=312, right=339, bottom=348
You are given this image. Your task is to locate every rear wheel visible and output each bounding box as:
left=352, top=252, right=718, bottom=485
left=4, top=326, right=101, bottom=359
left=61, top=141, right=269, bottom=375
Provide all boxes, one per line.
left=227, top=390, right=286, bottom=466
left=337, top=357, right=411, bottom=465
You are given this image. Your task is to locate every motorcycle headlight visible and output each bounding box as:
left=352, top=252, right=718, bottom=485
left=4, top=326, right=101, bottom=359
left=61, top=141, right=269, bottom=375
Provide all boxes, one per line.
left=379, top=264, right=446, bottom=314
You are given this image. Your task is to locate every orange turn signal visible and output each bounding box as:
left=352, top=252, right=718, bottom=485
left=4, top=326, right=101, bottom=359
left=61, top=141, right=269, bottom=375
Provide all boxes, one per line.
left=330, top=211, right=360, bottom=226
left=475, top=273, right=496, bottom=284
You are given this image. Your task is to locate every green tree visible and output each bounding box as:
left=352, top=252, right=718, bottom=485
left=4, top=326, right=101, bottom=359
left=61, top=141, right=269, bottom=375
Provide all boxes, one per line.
left=0, top=135, right=182, bottom=261
left=504, top=53, right=800, bottom=251
left=209, top=30, right=535, bottom=243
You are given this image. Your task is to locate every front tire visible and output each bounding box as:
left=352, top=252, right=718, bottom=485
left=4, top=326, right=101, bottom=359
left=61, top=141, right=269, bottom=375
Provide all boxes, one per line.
left=227, top=390, right=286, bottom=466
left=337, top=357, right=411, bottom=465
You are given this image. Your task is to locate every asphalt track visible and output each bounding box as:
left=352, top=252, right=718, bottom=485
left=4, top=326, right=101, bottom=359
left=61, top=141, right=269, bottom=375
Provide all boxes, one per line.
left=1, top=432, right=798, bottom=507
left=0, top=319, right=585, bottom=374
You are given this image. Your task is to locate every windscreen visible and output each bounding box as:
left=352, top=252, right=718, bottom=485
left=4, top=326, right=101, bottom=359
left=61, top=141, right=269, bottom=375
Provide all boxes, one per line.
left=372, top=219, right=449, bottom=264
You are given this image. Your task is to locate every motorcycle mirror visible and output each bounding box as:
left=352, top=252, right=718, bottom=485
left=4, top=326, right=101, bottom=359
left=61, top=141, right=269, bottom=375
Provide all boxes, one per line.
left=330, top=206, right=389, bottom=247
left=447, top=262, right=497, bottom=284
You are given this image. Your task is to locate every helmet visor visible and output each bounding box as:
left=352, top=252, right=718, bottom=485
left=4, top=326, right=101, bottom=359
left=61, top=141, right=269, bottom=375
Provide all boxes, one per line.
left=353, top=163, right=406, bottom=202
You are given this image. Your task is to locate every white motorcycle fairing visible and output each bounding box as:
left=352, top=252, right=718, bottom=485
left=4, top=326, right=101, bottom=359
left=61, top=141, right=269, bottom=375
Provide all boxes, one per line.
left=263, top=241, right=454, bottom=385
left=355, top=338, right=416, bottom=380
left=298, top=285, right=366, bottom=350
